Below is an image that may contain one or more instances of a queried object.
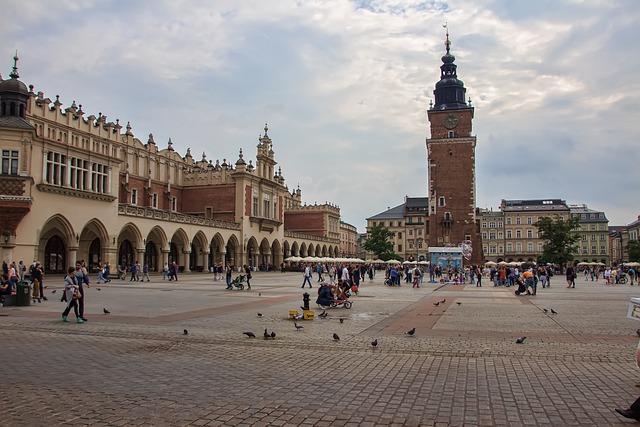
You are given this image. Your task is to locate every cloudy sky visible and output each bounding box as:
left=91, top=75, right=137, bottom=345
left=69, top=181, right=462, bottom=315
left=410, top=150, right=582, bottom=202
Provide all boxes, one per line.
left=2, top=0, right=638, bottom=230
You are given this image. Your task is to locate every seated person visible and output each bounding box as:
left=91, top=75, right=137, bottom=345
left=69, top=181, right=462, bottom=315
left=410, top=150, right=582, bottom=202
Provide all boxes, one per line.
left=316, top=282, right=333, bottom=306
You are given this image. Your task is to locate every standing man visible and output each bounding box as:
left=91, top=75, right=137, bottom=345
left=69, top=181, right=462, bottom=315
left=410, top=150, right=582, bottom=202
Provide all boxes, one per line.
left=301, top=264, right=312, bottom=288
left=74, top=262, right=88, bottom=322
left=316, top=263, right=324, bottom=282
left=341, top=264, right=350, bottom=285
left=566, top=264, right=576, bottom=288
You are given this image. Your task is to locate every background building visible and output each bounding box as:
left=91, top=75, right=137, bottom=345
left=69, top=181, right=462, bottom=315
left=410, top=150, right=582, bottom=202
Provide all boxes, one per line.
left=0, top=56, right=344, bottom=272
left=339, top=221, right=358, bottom=258
left=609, top=215, right=640, bottom=264
left=366, top=197, right=428, bottom=261
left=570, top=204, right=609, bottom=264
left=477, top=208, right=505, bottom=261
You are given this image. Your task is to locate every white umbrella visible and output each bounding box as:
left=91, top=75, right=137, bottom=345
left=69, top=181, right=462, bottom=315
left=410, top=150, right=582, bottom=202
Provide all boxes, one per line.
left=417, top=261, right=430, bottom=265
left=485, top=261, right=497, bottom=266
left=285, top=256, right=301, bottom=262
left=386, top=259, right=401, bottom=264
left=498, top=261, right=508, bottom=265
left=625, top=262, right=640, bottom=267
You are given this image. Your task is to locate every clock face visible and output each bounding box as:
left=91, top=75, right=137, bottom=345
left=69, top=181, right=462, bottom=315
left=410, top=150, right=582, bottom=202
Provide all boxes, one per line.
left=444, top=113, right=459, bottom=130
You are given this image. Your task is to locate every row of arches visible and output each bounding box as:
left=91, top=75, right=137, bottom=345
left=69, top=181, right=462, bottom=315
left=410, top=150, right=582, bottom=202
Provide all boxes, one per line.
left=34, top=214, right=340, bottom=274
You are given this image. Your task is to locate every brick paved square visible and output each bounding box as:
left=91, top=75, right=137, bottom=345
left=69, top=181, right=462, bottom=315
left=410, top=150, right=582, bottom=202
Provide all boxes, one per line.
left=1, top=273, right=639, bottom=426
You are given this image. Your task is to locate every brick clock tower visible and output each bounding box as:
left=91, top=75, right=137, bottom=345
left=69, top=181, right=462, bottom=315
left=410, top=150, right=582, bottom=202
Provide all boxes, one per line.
left=426, top=30, right=483, bottom=264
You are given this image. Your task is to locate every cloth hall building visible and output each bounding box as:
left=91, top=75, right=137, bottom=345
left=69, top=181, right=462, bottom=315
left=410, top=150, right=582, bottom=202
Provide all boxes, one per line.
left=0, top=55, right=342, bottom=273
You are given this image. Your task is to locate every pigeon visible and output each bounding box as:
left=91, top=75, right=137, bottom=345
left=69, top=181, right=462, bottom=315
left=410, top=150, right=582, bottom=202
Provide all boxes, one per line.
left=294, top=322, right=304, bottom=331
left=51, top=289, right=57, bottom=294
left=636, top=328, right=640, bottom=338
left=515, top=336, right=526, bottom=344
left=333, top=333, right=340, bottom=341
left=270, top=331, right=276, bottom=339
left=183, top=329, right=188, bottom=335
left=257, top=313, right=263, bottom=317
left=258, top=292, right=262, bottom=296
left=97, top=288, right=101, bottom=291
left=456, top=301, right=461, bottom=306
left=264, top=329, right=269, bottom=339
left=543, top=308, right=548, bottom=314
left=243, top=331, right=256, bottom=338
left=103, top=308, right=110, bottom=314
left=405, top=328, right=416, bottom=336
left=371, top=339, right=378, bottom=348
left=433, top=301, right=440, bottom=306
left=550, top=309, right=558, bottom=315
left=319, top=311, right=328, bottom=318
left=339, top=318, right=344, bottom=324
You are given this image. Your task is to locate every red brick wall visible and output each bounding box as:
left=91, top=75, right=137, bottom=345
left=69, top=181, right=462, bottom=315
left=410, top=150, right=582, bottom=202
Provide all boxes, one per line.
left=119, top=175, right=146, bottom=205
left=427, top=108, right=482, bottom=264
left=181, top=184, right=236, bottom=221
left=428, top=109, right=474, bottom=139
left=245, top=185, right=252, bottom=216
left=284, top=211, right=325, bottom=236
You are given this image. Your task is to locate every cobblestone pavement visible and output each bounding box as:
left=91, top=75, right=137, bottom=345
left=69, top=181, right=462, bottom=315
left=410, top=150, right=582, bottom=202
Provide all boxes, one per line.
left=2, top=273, right=640, bottom=426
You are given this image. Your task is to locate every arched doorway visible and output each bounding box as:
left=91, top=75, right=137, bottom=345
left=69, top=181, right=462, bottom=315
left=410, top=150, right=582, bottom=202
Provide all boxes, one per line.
left=118, top=240, right=135, bottom=268
left=44, top=235, right=66, bottom=274
left=247, top=237, right=258, bottom=268
left=226, top=235, right=239, bottom=268
left=169, top=242, right=179, bottom=265
left=291, top=241, right=299, bottom=257
left=88, top=238, right=101, bottom=272
left=271, top=240, right=282, bottom=268
left=209, top=233, right=225, bottom=269
left=259, top=238, right=271, bottom=270
left=145, top=241, right=158, bottom=272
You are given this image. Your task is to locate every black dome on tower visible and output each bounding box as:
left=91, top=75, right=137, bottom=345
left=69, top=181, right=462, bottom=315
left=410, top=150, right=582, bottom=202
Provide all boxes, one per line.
left=432, top=30, right=468, bottom=110
left=0, top=52, right=30, bottom=121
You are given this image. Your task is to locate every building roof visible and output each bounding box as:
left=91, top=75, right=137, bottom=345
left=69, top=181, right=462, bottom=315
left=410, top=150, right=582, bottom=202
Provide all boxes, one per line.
left=367, top=203, right=405, bottom=220
left=501, top=199, right=568, bottom=212
left=405, top=197, right=428, bottom=209
left=0, top=115, right=34, bottom=130
left=569, top=205, right=608, bottom=222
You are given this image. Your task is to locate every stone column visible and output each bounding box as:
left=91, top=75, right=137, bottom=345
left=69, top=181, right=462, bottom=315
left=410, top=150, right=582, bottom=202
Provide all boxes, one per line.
left=136, top=248, right=145, bottom=264
left=161, top=249, right=169, bottom=271
left=183, top=250, right=191, bottom=272
left=68, top=247, right=78, bottom=269
left=104, top=247, right=117, bottom=269
left=221, top=249, right=227, bottom=271
left=203, top=250, right=210, bottom=272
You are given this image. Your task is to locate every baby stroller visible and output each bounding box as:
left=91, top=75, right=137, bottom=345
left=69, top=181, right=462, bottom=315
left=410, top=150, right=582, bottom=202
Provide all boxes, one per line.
left=514, top=278, right=528, bottom=296
left=317, top=283, right=353, bottom=309
left=229, top=274, right=246, bottom=290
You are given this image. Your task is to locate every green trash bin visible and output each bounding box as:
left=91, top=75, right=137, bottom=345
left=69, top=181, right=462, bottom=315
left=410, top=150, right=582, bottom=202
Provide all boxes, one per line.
left=15, top=281, right=31, bottom=306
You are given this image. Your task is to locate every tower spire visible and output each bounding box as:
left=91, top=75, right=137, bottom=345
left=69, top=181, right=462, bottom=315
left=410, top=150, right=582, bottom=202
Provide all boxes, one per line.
left=443, top=22, right=450, bottom=54
left=9, top=50, right=19, bottom=79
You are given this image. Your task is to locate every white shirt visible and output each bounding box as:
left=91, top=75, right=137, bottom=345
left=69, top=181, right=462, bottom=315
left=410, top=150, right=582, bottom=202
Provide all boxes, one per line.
left=341, top=267, right=349, bottom=281
left=304, top=266, right=311, bottom=277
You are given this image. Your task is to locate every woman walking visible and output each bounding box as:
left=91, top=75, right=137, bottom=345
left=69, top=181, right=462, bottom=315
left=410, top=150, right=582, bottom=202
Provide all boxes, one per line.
left=62, top=267, right=83, bottom=323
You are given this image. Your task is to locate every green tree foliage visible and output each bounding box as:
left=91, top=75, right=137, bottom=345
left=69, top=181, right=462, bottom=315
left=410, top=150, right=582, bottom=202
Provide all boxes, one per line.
left=629, top=240, right=640, bottom=262
left=535, top=216, right=580, bottom=266
left=363, top=224, right=397, bottom=260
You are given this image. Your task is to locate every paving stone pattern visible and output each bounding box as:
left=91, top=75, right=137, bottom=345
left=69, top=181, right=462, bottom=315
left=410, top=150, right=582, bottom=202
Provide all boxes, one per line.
left=1, top=273, right=640, bottom=426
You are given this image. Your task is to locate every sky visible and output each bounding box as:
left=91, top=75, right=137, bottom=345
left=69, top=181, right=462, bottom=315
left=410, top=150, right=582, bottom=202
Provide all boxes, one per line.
left=2, top=0, right=638, bottom=231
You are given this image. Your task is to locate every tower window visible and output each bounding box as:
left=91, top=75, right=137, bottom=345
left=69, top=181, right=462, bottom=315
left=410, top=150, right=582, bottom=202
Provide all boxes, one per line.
left=438, top=196, right=445, bottom=207
left=131, top=189, right=138, bottom=205
left=448, top=131, right=455, bottom=138
left=444, top=212, right=452, bottom=221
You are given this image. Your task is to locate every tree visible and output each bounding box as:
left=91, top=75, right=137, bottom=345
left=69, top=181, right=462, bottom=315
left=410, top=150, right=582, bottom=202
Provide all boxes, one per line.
left=363, top=224, right=397, bottom=260
left=535, top=216, right=580, bottom=266
left=629, top=240, right=640, bottom=262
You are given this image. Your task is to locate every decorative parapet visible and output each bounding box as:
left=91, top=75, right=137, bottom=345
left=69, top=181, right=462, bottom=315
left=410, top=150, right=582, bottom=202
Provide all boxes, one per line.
left=118, top=203, right=241, bottom=230
left=36, top=183, right=117, bottom=202
left=0, top=195, right=32, bottom=203
left=284, top=230, right=339, bottom=244
left=285, top=202, right=340, bottom=214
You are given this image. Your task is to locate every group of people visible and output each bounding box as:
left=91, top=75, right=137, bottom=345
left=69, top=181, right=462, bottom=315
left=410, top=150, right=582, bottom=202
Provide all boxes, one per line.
left=1, top=260, right=48, bottom=304
left=300, top=263, right=374, bottom=289
left=385, top=265, right=425, bottom=287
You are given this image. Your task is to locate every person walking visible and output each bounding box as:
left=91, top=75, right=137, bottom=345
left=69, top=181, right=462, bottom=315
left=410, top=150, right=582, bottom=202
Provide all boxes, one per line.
left=74, top=262, right=89, bottom=322
left=129, top=261, right=138, bottom=282
left=225, top=265, right=233, bottom=289
left=316, top=263, right=324, bottom=282
left=62, top=267, right=83, bottom=323
left=301, top=264, right=312, bottom=288
left=244, top=264, right=252, bottom=290
left=142, top=263, right=150, bottom=282
left=566, top=265, right=576, bottom=288
left=475, top=266, right=482, bottom=287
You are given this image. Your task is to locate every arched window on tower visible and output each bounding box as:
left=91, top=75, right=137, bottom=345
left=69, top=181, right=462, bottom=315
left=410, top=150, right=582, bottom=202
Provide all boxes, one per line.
left=10, top=102, right=16, bottom=116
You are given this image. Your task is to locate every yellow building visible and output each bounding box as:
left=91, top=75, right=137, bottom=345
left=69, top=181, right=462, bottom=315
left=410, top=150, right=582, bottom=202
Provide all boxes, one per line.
left=339, top=221, right=358, bottom=258
left=0, top=55, right=341, bottom=272
left=569, top=204, right=609, bottom=264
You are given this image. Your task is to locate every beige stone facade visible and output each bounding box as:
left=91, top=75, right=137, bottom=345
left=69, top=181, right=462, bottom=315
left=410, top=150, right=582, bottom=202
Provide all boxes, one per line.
left=339, top=221, right=358, bottom=258
left=0, top=58, right=341, bottom=272
left=365, top=197, right=429, bottom=261
left=478, top=200, right=609, bottom=263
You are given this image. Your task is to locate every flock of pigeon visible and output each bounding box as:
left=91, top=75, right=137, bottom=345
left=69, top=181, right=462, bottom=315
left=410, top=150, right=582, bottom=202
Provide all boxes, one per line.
left=99, top=297, right=561, bottom=347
